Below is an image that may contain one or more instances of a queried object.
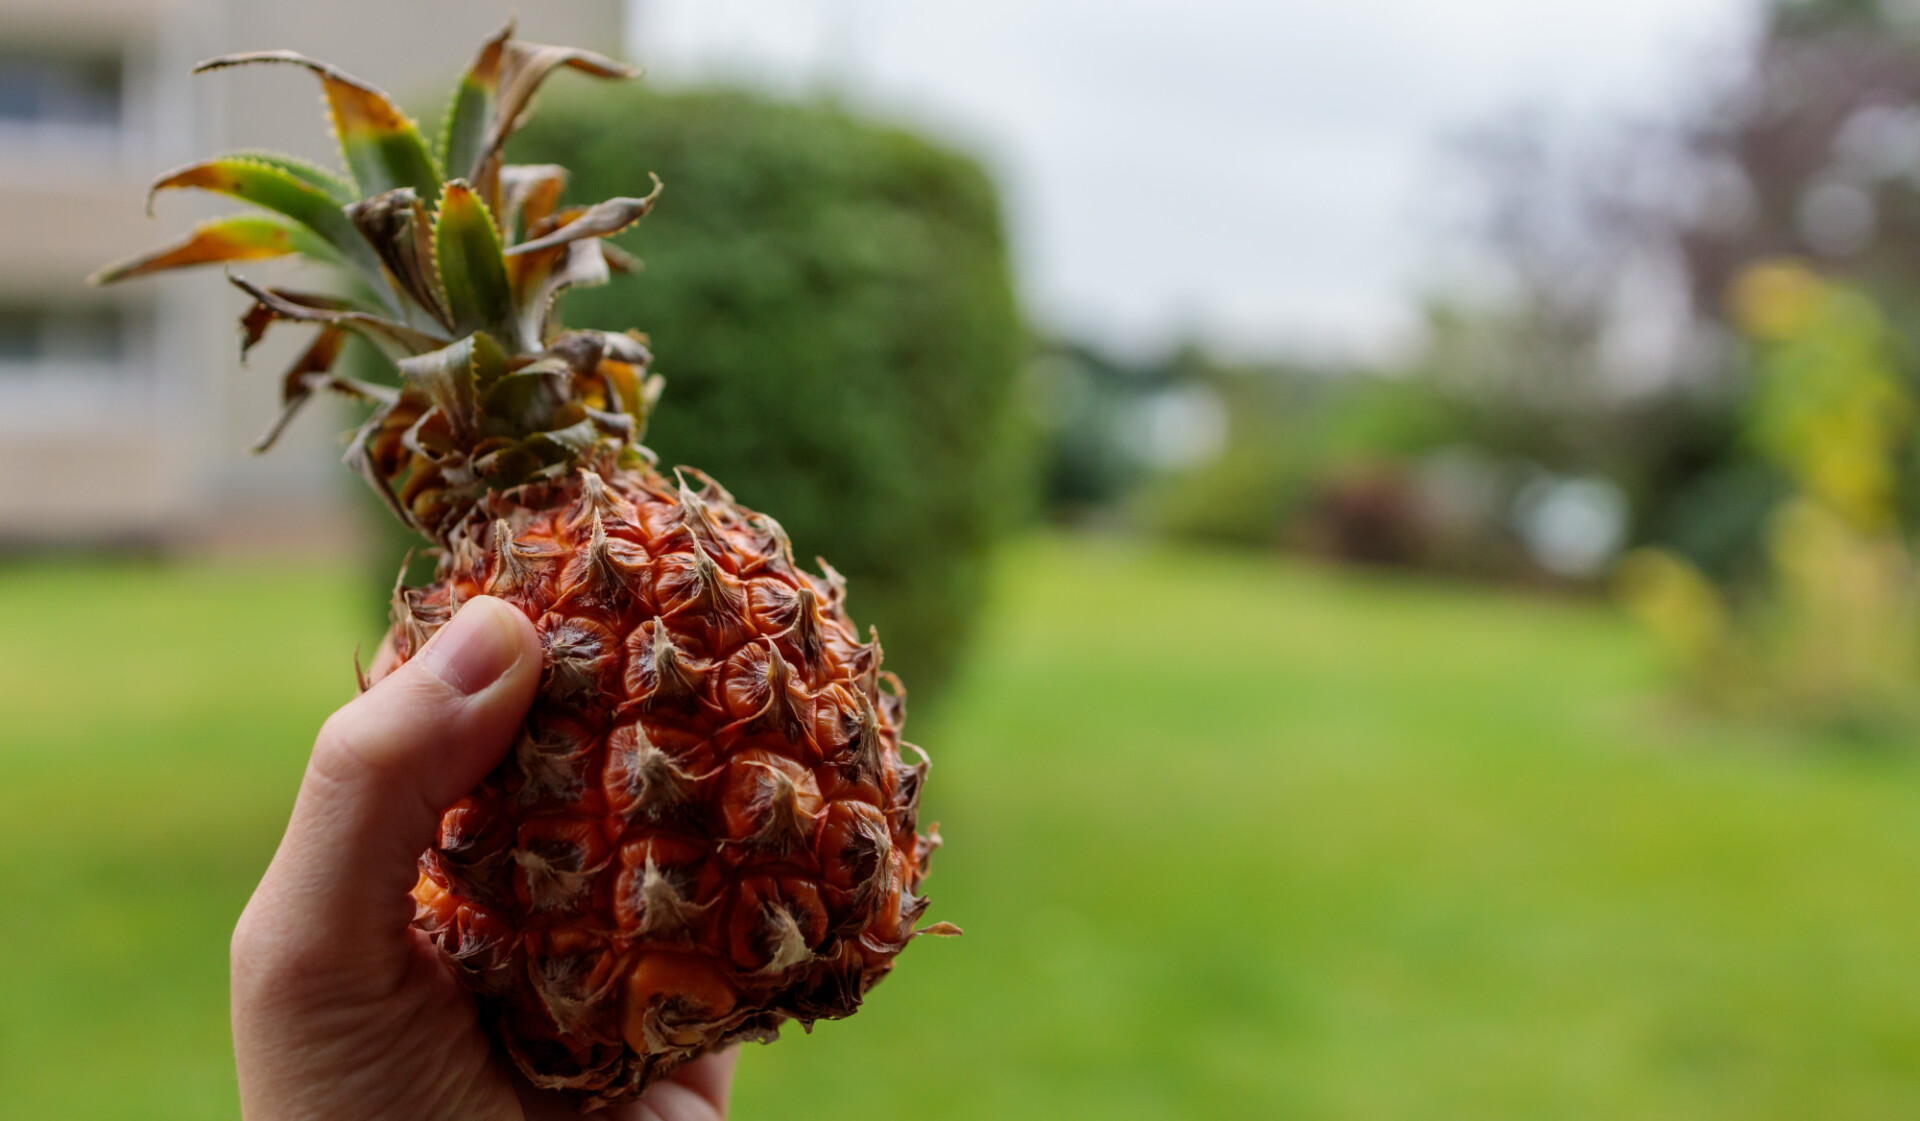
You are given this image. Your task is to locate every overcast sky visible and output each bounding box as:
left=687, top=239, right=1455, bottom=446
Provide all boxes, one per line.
left=625, top=0, right=1758, bottom=361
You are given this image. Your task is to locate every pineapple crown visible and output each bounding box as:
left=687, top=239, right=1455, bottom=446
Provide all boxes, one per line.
left=92, top=21, right=663, bottom=542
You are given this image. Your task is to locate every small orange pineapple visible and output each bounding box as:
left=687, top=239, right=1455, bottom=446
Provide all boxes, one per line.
left=96, top=23, right=954, bottom=1108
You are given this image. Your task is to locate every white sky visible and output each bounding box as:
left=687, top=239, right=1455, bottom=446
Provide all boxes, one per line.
left=626, top=0, right=1758, bottom=361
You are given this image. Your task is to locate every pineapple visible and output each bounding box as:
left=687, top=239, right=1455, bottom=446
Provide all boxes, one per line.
left=95, top=23, right=955, bottom=1108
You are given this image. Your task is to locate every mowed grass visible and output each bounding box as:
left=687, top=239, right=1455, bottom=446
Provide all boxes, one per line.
left=4, top=535, right=1920, bottom=1118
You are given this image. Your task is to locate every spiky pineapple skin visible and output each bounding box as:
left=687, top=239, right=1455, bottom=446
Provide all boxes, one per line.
left=395, top=462, right=939, bottom=1108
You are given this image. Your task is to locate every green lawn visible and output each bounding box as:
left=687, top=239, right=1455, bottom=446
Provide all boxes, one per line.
left=4, top=535, right=1920, bottom=1118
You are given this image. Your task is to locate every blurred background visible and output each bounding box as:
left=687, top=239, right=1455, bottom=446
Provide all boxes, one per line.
left=8, top=0, right=1920, bottom=1115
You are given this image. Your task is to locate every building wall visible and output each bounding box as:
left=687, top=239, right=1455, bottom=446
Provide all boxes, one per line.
left=0, top=0, right=623, bottom=553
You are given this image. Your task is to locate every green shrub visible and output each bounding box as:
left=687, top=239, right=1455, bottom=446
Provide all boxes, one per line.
left=1138, top=363, right=1467, bottom=549
left=370, top=85, right=1026, bottom=694
left=1619, top=263, right=1920, bottom=737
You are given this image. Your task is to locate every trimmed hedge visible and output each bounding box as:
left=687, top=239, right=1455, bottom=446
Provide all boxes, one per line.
left=502, top=85, right=1027, bottom=693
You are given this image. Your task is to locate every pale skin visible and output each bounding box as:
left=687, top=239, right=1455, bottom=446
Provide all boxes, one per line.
left=231, top=594, right=735, bottom=1120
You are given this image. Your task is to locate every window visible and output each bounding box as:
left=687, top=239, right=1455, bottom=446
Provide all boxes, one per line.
left=0, top=48, right=122, bottom=135
left=0, top=302, right=154, bottom=429
left=0, top=303, right=145, bottom=382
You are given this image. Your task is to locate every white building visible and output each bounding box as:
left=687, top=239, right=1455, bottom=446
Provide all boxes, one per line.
left=0, top=0, right=623, bottom=551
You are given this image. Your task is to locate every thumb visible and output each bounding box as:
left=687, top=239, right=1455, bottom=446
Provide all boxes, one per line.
left=257, top=595, right=542, bottom=954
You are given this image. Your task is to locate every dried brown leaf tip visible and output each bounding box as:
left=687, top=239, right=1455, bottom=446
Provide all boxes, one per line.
left=512, top=713, right=595, bottom=804
left=570, top=468, right=631, bottom=529
left=622, top=853, right=714, bottom=941
left=810, top=557, right=849, bottom=611
left=487, top=518, right=552, bottom=597
left=819, top=800, right=893, bottom=905
left=554, top=507, right=647, bottom=612
left=724, top=753, right=823, bottom=857
left=841, top=691, right=885, bottom=783
left=751, top=640, right=810, bottom=744
left=539, top=614, right=617, bottom=699
left=527, top=928, right=625, bottom=1036
left=512, top=819, right=611, bottom=913
left=393, top=584, right=451, bottom=656
left=621, top=619, right=711, bottom=712
left=674, top=469, right=728, bottom=557
left=786, top=583, right=829, bottom=681
left=604, top=720, right=705, bottom=825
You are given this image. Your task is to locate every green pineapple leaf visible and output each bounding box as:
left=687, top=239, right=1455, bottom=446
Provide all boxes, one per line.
left=146, top=157, right=383, bottom=281
left=221, top=149, right=357, bottom=205
left=396, top=332, right=502, bottom=446
left=438, top=20, right=514, bottom=184
left=524, top=416, right=602, bottom=464
left=434, top=180, right=514, bottom=337
left=454, top=28, right=636, bottom=213
left=89, top=212, right=341, bottom=285
left=194, top=51, right=443, bottom=200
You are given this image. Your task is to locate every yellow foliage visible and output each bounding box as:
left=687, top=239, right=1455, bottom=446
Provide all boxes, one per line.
left=1726, top=258, right=1826, bottom=341
left=1739, top=266, right=1911, bottom=532
left=1615, top=548, right=1728, bottom=665
left=1765, top=498, right=1919, bottom=707
left=1622, top=261, right=1920, bottom=730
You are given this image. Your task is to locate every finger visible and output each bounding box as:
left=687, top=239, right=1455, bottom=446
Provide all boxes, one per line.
left=261, top=596, right=541, bottom=947
left=516, top=1048, right=737, bottom=1121
left=638, top=1048, right=738, bottom=1121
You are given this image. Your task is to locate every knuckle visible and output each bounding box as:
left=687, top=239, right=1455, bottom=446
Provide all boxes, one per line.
left=310, top=705, right=398, bottom=790
left=229, top=904, right=264, bottom=976
left=310, top=677, right=453, bottom=790
left=230, top=900, right=294, bottom=991
left=231, top=893, right=338, bottom=998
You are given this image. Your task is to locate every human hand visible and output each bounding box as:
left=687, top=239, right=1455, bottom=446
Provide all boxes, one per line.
left=230, top=594, right=736, bottom=1120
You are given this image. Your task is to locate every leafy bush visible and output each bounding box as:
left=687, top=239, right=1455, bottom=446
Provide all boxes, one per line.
left=1133, top=362, right=1304, bottom=548
left=376, top=85, right=1024, bottom=694
left=1618, top=262, right=1920, bottom=736
left=1138, top=359, right=1470, bottom=553
left=1025, top=340, right=1162, bottom=519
